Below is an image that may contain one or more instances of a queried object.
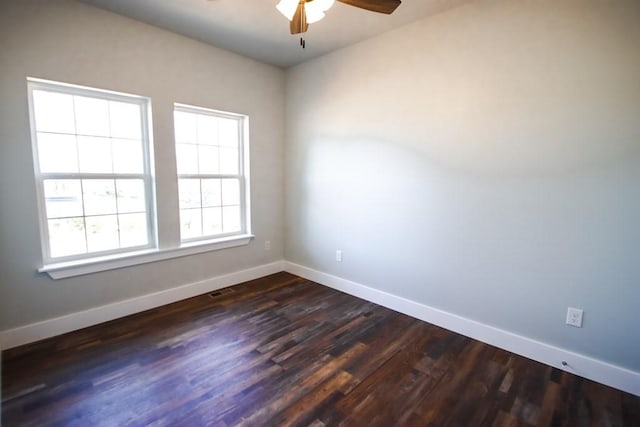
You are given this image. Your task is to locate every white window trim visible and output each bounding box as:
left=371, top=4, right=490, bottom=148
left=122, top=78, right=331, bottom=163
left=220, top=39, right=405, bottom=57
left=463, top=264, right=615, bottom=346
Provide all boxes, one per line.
left=39, top=234, right=254, bottom=279
left=174, top=103, right=251, bottom=242
left=28, top=77, right=158, bottom=265
left=28, top=79, right=254, bottom=280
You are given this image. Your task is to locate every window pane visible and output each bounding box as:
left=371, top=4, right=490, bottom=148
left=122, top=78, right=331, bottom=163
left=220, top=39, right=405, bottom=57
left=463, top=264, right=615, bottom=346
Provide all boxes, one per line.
left=221, top=179, right=240, bottom=206
left=176, top=143, right=199, bottom=174
left=222, top=206, right=241, bottom=233
left=109, top=101, right=142, bottom=139
left=178, top=179, right=201, bottom=209
left=198, top=145, right=219, bottom=174
left=44, top=180, right=83, bottom=218
left=180, top=208, right=202, bottom=239
left=74, top=96, right=110, bottom=137
left=33, top=90, right=75, bottom=134
left=86, top=214, right=119, bottom=252
left=174, top=111, right=197, bottom=144
left=174, top=105, right=246, bottom=242
left=112, top=138, right=143, bottom=174
left=48, top=217, right=86, bottom=257
left=203, top=207, right=222, bottom=236
left=218, top=118, right=238, bottom=148
left=119, top=213, right=147, bottom=248
left=197, top=115, right=218, bottom=145
left=219, top=147, right=238, bottom=175
left=78, top=136, right=113, bottom=173
left=116, top=179, right=146, bottom=213
left=201, top=179, right=221, bottom=207
left=83, top=179, right=117, bottom=215
left=30, top=80, right=154, bottom=262
left=37, top=132, right=79, bottom=173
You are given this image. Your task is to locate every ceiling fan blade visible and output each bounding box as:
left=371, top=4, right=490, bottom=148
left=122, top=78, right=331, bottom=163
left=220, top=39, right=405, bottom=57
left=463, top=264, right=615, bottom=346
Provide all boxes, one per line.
left=337, top=0, right=401, bottom=14
left=290, top=2, right=309, bottom=34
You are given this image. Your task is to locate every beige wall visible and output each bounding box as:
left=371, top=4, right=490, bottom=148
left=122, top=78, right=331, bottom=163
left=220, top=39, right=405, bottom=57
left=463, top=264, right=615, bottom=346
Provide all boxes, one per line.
left=0, top=0, right=285, bottom=329
left=285, top=0, right=640, bottom=371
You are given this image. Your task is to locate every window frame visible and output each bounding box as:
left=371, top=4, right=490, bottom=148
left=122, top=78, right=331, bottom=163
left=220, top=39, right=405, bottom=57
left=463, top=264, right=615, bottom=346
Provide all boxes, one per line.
left=27, top=78, right=158, bottom=266
left=173, top=103, right=251, bottom=244
left=26, top=79, right=253, bottom=280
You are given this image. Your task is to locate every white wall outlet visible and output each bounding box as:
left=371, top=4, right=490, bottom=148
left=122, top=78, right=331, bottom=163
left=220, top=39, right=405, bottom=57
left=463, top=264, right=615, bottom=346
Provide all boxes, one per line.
left=336, top=249, right=342, bottom=262
left=264, top=240, right=271, bottom=251
left=566, top=307, right=583, bottom=327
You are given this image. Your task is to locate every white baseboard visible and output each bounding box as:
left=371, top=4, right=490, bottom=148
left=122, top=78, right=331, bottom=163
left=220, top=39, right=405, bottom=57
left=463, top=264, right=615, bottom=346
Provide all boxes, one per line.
left=283, top=261, right=640, bottom=397
left=0, top=260, right=285, bottom=351
left=3, top=259, right=638, bottom=397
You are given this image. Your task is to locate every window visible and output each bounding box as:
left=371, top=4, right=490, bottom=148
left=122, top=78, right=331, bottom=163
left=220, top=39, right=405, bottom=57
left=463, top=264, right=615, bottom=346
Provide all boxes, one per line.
left=27, top=79, right=252, bottom=279
left=174, top=104, right=249, bottom=242
left=28, top=79, right=155, bottom=264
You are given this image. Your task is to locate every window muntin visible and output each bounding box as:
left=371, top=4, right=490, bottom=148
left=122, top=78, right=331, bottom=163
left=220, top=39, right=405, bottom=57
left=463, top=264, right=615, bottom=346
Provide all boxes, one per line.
left=28, top=79, right=155, bottom=263
left=173, top=104, right=248, bottom=242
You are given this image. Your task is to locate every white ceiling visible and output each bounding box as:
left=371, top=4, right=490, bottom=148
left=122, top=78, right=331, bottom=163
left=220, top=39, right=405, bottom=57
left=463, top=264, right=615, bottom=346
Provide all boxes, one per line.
left=79, top=0, right=470, bottom=68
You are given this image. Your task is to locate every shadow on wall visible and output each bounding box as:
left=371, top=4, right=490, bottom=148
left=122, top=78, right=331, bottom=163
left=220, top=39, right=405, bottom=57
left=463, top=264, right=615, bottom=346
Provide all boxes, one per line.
left=287, top=131, right=640, bottom=371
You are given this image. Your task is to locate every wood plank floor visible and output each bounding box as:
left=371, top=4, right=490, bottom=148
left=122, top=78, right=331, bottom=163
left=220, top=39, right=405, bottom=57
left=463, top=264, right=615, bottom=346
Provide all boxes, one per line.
left=2, top=272, right=639, bottom=426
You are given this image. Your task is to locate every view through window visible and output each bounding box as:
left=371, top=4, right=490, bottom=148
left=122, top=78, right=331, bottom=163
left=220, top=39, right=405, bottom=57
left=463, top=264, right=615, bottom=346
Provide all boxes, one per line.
left=174, top=104, right=248, bottom=242
left=28, top=79, right=154, bottom=262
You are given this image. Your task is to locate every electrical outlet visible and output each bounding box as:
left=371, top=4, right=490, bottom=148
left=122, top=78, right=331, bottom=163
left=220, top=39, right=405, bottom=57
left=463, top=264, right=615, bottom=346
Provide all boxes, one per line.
left=264, top=240, right=271, bottom=251
left=566, top=307, right=583, bottom=328
left=336, top=249, right=342, bottom=262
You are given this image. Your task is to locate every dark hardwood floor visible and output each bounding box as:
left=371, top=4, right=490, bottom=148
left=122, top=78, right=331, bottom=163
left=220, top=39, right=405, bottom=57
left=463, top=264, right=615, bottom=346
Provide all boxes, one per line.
left=2, top=272, right=639, bottom=426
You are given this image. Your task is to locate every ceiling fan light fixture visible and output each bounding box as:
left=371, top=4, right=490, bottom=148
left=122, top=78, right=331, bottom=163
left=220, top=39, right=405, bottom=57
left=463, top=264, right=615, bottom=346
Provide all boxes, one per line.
left=277, top=0, right=335, bottom=24
left=283, top=0, right=400, bottom=37
left=305, top=0, right=335, bottom=23
left=276, top=0, right=299, bottom=20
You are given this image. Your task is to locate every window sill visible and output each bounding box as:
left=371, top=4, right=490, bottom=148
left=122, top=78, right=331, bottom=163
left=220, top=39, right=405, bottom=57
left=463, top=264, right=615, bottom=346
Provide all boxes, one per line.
left=39, top=234, right=254, bottom=280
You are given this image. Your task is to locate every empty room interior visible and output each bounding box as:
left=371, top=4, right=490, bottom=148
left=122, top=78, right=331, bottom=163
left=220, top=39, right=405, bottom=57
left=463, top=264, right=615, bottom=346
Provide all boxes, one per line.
left=1, top=0, right=639, bottom=425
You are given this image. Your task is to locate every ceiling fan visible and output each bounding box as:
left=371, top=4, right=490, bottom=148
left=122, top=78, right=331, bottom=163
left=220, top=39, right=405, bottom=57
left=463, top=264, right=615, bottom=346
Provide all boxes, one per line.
left=276, top=0, right=402, bottom=47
